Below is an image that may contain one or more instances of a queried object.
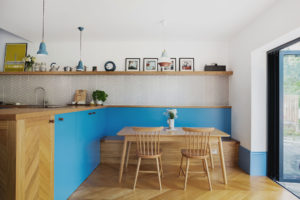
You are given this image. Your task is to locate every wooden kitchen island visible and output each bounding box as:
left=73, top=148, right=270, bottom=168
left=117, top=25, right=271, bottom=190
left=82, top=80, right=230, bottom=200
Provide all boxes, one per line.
left=0, top=106, right=105, bottom=200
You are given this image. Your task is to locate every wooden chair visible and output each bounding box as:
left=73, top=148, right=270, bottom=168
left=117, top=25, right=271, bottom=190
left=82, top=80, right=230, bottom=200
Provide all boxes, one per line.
left=179, top=127, right=214, bottom=191
left=132, top=127, right=164, bottom=190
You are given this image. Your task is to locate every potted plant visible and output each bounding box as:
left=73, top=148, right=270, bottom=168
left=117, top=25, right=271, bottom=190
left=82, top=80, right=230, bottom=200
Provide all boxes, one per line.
left=92, top=90, right=108, bottom=105
left=165, top=109, right=178, bottom=130
left=23, top=55, right=36, bottom=72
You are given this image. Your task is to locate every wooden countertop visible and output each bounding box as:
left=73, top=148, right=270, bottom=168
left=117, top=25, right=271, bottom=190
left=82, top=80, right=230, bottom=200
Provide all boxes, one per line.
left=0, top=105, right=231, bottom=120
left=0, top=106, right=107, bottom=120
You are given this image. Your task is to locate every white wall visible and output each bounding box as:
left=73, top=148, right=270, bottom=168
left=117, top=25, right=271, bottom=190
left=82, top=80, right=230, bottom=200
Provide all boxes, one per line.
left=229, top=0, right=300, bottom=151
left=0, top=28, right=28, bottom=71
left=0, top=33, right=230, bottom=106
left=24, top=40, right=229, bottom=72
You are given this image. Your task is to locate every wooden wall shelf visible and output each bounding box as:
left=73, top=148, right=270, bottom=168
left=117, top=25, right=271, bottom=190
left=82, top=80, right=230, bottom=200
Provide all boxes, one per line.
left=0, top=71, right=233, bottom=76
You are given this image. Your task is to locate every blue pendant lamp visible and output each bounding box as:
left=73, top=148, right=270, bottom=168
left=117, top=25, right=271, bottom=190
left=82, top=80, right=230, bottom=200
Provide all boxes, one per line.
left=37, top=0, right=48, bottom=55
left=76, top=27, right=84, bottom=71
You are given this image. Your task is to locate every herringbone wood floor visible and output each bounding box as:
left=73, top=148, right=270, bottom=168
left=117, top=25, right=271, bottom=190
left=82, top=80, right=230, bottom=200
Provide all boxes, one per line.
left=69, top=164, right=298, bottom=200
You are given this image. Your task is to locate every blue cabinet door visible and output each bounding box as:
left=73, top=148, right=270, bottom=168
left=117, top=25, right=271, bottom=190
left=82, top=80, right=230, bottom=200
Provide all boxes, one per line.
left=75, top=110, right=100, bottom=182
left=54, top=112, right=78, bottom=200
left=54, top=110, right=103, bottom=200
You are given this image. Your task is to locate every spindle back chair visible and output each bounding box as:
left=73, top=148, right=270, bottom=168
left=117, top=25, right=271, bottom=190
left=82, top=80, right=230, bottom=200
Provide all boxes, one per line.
left=132, top=127, right=164, bottom=190
left=179, top=127, right=214, bottom=191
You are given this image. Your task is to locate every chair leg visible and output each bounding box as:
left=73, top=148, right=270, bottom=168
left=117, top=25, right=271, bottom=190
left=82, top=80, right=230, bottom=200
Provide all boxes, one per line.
left=202, top=159, right=205, bottom=171
left=178, top=155, right=183, bottom=176
left=133, top=157, right=141, bottom=190
left=204, top=158, right=212, bottom=191
left=209, top=142, right=214, bottom=169
left=156, top=157, right=162, bottom=190
left=184, top=158, right=190, bottom=191
left=125, top=141, right=131, bottom=170
left=159, top=156, right=163, bottom=177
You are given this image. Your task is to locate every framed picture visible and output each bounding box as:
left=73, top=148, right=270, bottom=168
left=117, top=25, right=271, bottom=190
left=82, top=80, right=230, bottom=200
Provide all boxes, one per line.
left=4, top=43, right=27, bottom=72
left=179, top=58, right=194, bottom=71
left=143, top=58, right=158, bottom=71
left=125, top=58, right=140, bottom=71
left=162, top=58, right=176, bottom=71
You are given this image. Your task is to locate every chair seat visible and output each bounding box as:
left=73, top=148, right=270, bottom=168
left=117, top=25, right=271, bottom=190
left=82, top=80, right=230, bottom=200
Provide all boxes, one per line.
left=137, top=151, right=162, bottom=158
left=181, top=149, right=209, bottom=158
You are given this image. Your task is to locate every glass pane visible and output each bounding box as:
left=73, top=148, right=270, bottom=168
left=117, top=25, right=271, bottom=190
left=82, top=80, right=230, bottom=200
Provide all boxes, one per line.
left=282, top=53, right=300, bottom=180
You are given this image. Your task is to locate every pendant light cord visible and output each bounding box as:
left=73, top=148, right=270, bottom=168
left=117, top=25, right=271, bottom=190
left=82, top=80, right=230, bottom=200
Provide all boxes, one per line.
left=80, top=30, right=82, bottom=60
left=42, top=0, right=45, bottom=42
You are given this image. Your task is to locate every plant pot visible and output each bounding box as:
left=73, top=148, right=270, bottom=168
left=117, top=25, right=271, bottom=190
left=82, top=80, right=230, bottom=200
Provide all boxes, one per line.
left=168, top=119, right=175, bottom=130
left=96, top=100, right=103, bottom=105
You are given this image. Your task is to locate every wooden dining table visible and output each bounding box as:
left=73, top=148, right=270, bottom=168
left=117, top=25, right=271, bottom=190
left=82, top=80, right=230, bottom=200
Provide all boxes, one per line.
left=117, top=127, right=230, bottom=184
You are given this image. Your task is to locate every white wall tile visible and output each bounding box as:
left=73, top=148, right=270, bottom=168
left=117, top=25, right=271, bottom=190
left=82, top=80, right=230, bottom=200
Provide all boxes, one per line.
left=0, top=75, right=229, bottom=106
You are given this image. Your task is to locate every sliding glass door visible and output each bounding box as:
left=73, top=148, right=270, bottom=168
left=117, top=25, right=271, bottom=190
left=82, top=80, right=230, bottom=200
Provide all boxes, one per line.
left=279, top=50, right=300, bottom=182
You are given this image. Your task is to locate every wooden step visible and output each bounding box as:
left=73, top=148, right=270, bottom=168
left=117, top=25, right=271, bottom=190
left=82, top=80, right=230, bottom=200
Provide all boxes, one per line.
left=100, top=136, right=239, bottom=167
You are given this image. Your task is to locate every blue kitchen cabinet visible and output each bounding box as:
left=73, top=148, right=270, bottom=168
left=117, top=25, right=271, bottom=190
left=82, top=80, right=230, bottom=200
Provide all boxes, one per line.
left=54, top=109, right=104, bottom=200
left=54, top=112, right=78, bottom=200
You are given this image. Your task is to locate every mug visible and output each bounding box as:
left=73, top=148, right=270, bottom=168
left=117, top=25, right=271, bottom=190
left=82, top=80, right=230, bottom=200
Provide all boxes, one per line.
left=64, top=66, right=70, bottom=71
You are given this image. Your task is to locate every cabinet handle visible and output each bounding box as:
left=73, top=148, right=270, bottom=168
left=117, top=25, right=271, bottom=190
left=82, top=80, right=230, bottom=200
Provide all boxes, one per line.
left=88, top=113, right=92, bottom=115
left=49, top=120, right=55, bottom=123
left=58, top=118, right=64, bottom=121
left=92, top=112, right=96, bottom=114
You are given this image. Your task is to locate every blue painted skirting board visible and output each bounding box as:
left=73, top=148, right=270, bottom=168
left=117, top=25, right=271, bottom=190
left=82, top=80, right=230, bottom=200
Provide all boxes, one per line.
left=239, top=146, right=267, bottom=176
left=105, top=107, right=231, bottom=136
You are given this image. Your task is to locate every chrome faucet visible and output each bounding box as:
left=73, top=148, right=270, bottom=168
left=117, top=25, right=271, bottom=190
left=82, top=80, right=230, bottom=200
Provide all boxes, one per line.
left=34, top=87, right=47, bottom=107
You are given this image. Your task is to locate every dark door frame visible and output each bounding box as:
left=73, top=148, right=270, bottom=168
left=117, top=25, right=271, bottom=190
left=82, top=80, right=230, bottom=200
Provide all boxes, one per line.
left=267, top=37, right=300, bottom=181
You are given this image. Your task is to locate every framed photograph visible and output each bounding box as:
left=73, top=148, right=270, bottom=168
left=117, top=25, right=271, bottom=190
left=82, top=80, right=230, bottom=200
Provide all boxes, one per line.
left=179, top=58, right=194, bottom=71
left=143, top=58, right=158, bottom=71
left=162, top=58, right=176, bottom=71
left=125, top=58, right=140, bottom=71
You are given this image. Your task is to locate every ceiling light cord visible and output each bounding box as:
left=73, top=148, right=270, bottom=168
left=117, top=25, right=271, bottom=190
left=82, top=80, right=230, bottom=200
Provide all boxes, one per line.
left=42, top=0, right=45, bottom=42
left=80, top=30, right=82, bottom=60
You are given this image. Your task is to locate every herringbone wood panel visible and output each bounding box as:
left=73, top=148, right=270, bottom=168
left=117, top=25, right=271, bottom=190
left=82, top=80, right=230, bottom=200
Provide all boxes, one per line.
left=17, top=116, right=54, bottom=200
left=69, top=164, right=298, bottom=200
left=0, top=120, right=16, bottom=200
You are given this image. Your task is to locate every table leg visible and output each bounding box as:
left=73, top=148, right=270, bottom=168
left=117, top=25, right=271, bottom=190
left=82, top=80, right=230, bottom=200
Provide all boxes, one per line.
left=218, top=137, right=227, bottom=184
left=119, top=137, right=128, bottom=183
left=209, top=142, right=214, bottom=169
left=125, top=141, right=131, bottom=170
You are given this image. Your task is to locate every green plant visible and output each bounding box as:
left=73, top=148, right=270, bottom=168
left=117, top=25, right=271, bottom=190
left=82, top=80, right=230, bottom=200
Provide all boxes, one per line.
left=92, top=90, right=108, bottom=102
left=169, top=112, right=175, bottom=119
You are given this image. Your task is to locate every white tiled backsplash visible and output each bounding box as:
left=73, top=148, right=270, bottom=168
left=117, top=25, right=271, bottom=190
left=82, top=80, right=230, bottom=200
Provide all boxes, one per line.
left=0, top=75, right=229, bottom=106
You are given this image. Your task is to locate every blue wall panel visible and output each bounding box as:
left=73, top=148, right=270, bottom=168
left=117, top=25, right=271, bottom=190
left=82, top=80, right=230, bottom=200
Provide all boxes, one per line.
left=238, top=145, right=267, bottom=176
left=238, top=146, right=251, bottom=174
left=250, top=152, right=267, bottom=176
left=105, top=107, right=231, bottom=136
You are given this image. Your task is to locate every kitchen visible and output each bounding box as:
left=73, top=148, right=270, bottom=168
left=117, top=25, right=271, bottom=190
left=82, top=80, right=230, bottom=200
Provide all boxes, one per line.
left=1, top=0, right=300, bottom=200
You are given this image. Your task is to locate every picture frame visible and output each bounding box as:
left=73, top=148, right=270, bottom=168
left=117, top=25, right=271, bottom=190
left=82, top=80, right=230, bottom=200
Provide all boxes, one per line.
left=162, top=58, right=176, bottom=71
left=125, top=58, right=140, bottom=71
left=4, top=43, right=27, bottom=72
left=143, top=58, right=158, bottom=71
left=179, top=58, right=194, bottom=71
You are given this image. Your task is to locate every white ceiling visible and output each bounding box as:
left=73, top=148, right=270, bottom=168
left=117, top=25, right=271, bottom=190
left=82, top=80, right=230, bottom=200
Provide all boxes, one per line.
left=0, top=0, right=278, bottom=42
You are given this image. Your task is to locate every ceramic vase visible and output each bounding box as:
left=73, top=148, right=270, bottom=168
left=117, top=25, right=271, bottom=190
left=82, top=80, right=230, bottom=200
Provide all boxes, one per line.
left=168, top=119, right=175, bottom=130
